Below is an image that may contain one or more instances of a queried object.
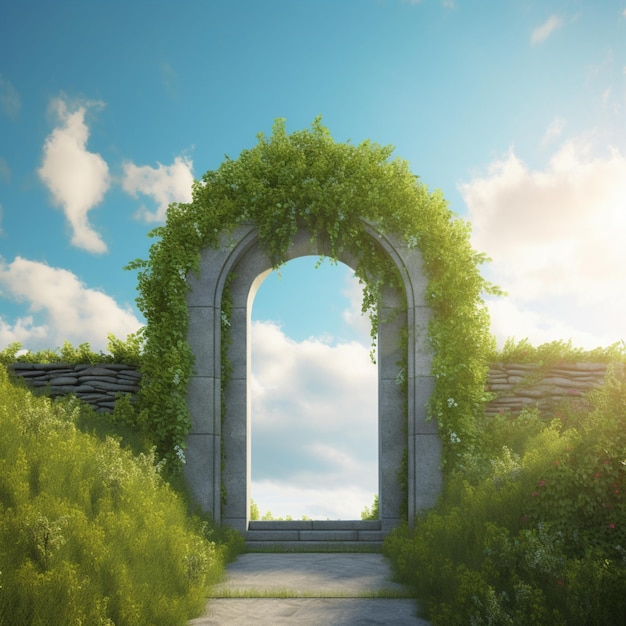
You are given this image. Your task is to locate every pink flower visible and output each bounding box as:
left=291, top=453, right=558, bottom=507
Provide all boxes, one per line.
left=532, top=491, right=538, bottom=497
left=539, top=480, right=546, bottom=487
left=609, top=524, right=616, bottom=529
left=595, top=473, right=600, bottom=479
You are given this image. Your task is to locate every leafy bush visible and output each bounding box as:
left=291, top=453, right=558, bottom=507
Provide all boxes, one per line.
left=491, top=337, right=626, bottom=366
left=384, top=372, right=626, bottom=625
left=361, top=494, right=379, bottom=521
left=0, top=365, right=229, bottom=626
left=0, top=332, right=144, bottom=366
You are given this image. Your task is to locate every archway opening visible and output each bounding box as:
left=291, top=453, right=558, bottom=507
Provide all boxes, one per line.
left=250, top=256, right=378, bottom=520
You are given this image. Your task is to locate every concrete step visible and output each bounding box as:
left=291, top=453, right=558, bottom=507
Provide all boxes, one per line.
left=244, top=520, right=384, bottom=550
left=246, top=540, right=383, bottom=552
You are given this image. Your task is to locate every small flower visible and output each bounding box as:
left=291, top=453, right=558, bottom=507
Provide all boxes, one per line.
left=539, top=480, right=545, bottom=487
left=449, top=432, right=461, bottom=444
left=521, top=516, right=527, bottom=524
left=447, top=397, right=458, bottom=408
left=174, top=445, right=186, bottom=464
left=532, top=491, right=538, bottom=497
left=556, top=580, right=564, bottom=587
left=609, top=523, right=616, bottom=529
left=595, top=473, right=600, bottom=479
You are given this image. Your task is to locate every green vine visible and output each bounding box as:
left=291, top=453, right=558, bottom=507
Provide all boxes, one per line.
left=127, top=117, right=500, bottom=471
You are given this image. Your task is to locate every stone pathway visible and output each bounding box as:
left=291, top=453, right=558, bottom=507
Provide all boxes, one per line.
left=189, top=553, right=430, bottom=625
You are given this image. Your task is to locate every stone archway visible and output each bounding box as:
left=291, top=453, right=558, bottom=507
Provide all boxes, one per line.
left=184, top=220, right=441, bottom=542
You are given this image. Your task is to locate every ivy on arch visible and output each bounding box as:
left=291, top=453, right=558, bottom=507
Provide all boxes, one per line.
left=127, top=117, right=500, bottom=472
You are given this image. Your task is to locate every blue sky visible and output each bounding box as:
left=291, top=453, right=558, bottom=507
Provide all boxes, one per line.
left=1, top=0, right=625, bottom=518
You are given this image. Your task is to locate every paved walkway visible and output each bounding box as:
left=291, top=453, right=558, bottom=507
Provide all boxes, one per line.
left=189, top=553, right=431, bottom=625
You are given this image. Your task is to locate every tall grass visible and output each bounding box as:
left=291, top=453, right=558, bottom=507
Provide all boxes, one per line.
left=0, top=365, right=231, bottom=625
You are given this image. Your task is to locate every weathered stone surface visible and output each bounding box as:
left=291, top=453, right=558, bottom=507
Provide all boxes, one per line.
left=77, top=375, right=120, bottom=384
left=85, top=380, right=139, bottom=393
left=12, top=370, right=47, bottom=378
left=6, top=363, right=141, bottom=413
left=119, top=369, right=141, bottom=378
left=78, top=366, right=122, bottom=377
left=485, top=362, right=617, bottom=415
left=49, top=376, right=78, bottom=386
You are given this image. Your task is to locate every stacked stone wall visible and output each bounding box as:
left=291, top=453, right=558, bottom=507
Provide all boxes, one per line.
left=7, top=363, right=141, bottom=413
left=6, top=361, right=624, bottom=417
left=485, top=362, right=624, bottom=416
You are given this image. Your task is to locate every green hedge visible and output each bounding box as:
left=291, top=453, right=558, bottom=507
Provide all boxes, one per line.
left=384, top=368, right=626, bottom=625
left=0, top=364, right=231, bottom=626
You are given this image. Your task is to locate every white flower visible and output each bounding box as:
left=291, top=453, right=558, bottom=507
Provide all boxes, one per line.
left=221, top=311, right=231, bottom=328
left=174, top=445, right=186, bottom=464
left=449, top=432, right=461, bottom=444
left=447, top=397, right=458, bottom=408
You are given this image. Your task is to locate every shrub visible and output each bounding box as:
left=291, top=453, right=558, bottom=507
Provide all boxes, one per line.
left=384, top=372, right=626, bottom=625
left=0, top=365, right=226, bottom=625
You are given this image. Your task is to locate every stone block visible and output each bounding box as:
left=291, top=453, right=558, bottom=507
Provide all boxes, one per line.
left=226, top=306, right=248, bottom=379
left=188, top=305, right=218, bottom=377
left=300, top=530, right=358, bottom=541
left=409, top=433, right=442, bottom=516
left=184, top=433, right=220, bottom=517
left=186, top=248, right=231, bottom=307
left=408, top=376, right=437, bottom=436
left=49, top=376, right=78, bottom=386
left=408, top=306, right=433, bottom=377
left=187, top=376, right=220, bottom=434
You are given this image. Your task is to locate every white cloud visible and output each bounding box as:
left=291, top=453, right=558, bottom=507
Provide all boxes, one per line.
left=0, top=74, right=20, bottom=119
left=122, top=156, right=194, bottom=222
left=252, top=481, right=377, bottom=521
left=0, top=257, right=141, bottom=352
left=541, top=117, right=566, bottom=147
left=341, top=272, right=372, bottom=343
left=251, top=320, right=378, bottom=519
left=38, top=97, right=111, bottom=254
left=461, top=137, right=626, bottom=349
left=531, top=15, right=563, bottom=45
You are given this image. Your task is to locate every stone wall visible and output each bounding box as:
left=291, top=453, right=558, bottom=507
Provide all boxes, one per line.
left=485, top=362, right=624, bottom=416
left=6, top=360, right=623, bottom=418
left=7, top=363, right=141, bottom=413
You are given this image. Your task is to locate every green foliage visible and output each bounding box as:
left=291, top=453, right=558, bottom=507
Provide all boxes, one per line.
left=0, top=365, right=225, bottom=625
left=128, top=116, right=497, bottom=470
left=492, top=338, right=626, bottom=366
left=384, top=373, right=626, bottom=625
left=249, top=499, right=311, bottom=521
left=361, top=494, right=379, bottom=521
left=0, top=332, right=144, bottom=366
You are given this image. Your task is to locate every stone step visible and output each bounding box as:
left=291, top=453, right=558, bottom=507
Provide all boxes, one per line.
left=248, top=520, right=381, bottom=532
left=245, top=540, right=383, bottom=552
left=244, top=520, right=384, bottom=550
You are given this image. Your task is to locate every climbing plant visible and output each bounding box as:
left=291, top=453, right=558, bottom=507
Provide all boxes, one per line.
left=127, top=117, right=500, bottom=471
